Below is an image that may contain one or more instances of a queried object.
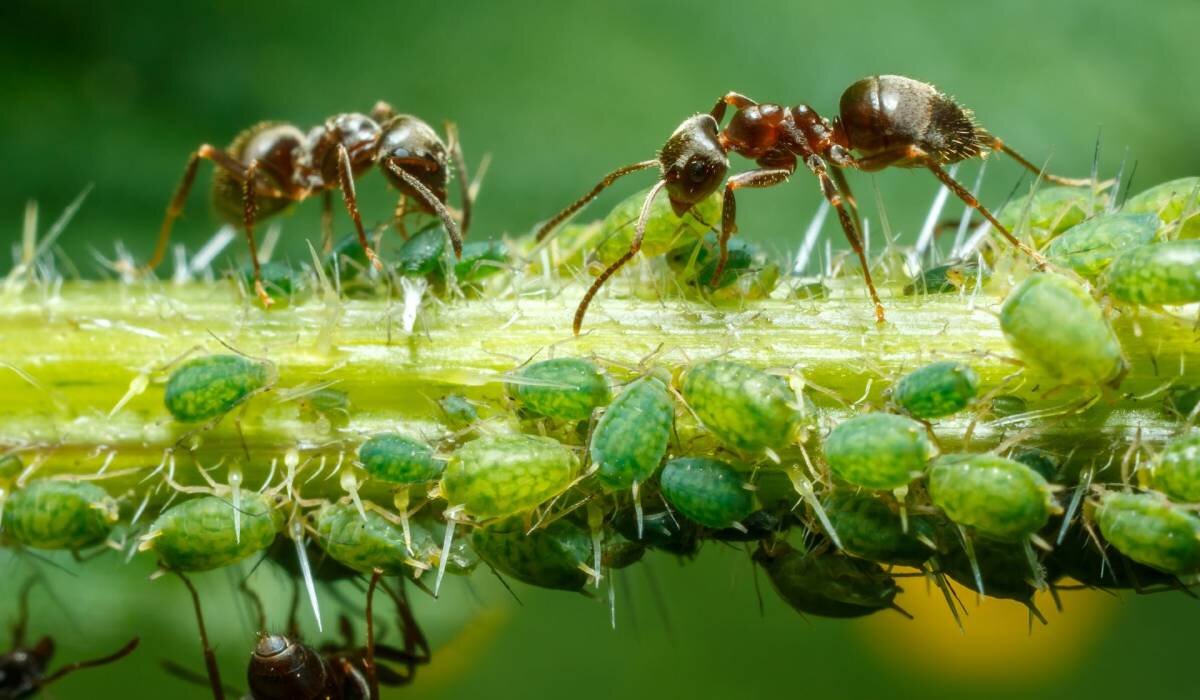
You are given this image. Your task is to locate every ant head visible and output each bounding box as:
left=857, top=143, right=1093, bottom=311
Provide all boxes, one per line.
left=247, top=634, right=327, bottom=699
left=659, top=114, right=728, bottom=216
left=0, top=639, right=52, bottom=696
left=378, top=115, right=450, bottom=210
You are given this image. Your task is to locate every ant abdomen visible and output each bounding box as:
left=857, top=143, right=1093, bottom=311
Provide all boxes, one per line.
left=246, top=634, right=335, bottom=700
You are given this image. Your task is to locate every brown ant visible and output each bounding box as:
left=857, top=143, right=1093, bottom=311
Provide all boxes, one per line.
left=535, top=74, right=1092, bottom=331
left=0, top=579, right=139, bottom=699
left=148, top=102, right=473, bottom=306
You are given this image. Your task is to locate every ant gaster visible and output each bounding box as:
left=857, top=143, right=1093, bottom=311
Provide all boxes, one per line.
left=0, top=580, right=139, bottom=700
left=535, top=74, right=1092, bottom=332
left=149, top=102, right=472, bottom=306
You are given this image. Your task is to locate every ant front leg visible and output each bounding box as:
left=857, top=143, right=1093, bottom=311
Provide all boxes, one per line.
left=321, top=190, right=334, bottom=254
left=336, top=144, right=384, bottom=272
left=712, top=167, right=792, bottom=284
left=445, top=121, right=473, bottom=238
left=241, top=160, right=273, bottom=308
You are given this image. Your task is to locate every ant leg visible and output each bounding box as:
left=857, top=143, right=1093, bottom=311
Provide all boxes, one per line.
left=828, top=165, right=860, bottom=225
left=175, top=571, right=227, bottom=700
left=807, top=155, right=886, bottom=323
left=385, top=159, right=465, bottom=257
left=381, top=579, right=431, bottom=664
left=445, top=121, right=473, bottom=238
left=336, top=143, right=383, bottom=272
left=534, top=160, right=659, bottom=242
left=573, top=178, right=666, bottom=334
left=981, top=135, right=1095, bottom=187
left=321, top=190, right=334, bottom=254
left=710, top=92, right=758, bottom=122
left=238, top=579, right=267, bottom=632
left=711, top=168, right=792, bottom=284
left=11, top=577, right=35, bottom=647
left=147, top=145, right=252, bottom=271
left=241, top=160, right=273, bottom=308
left=365, top=570, right=382, bottom=700
left=39, top=638, right=140, bottom=688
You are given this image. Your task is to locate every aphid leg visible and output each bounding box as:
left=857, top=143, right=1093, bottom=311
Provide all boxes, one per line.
left=981, top=135, right=1096, bottom=187
left=955, top=525, right=985, bottom=598
left=39, top=637, right=140, bottom=689
left=340, top=468, right=368, bottom=522
left=533, top=160, right=658, bottom=243
left=711, top=168, right=792, bottom=284
left=336, top=143, right=383, bottom=272
left=631, top=480, right=644, bottom=540
left=394, top=487, right=414, bottom=554
left=445, top=121, right=473, bottom=238
left=175, top=571, right=227, bottom=700
left=321, top=189, right=334, bottom=254
left=228, top=466, right=243, bottom=544
left=573, top=179, right=666, bottom=334
left=241, top=159, right=273, bottom=308
left=385, top=160, right=464, bottom=257
left=1022, top=538, right=1047, bottom=590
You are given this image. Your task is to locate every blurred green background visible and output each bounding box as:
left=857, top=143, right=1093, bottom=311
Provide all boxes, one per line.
left=2, top=1, right=1199, bottom=698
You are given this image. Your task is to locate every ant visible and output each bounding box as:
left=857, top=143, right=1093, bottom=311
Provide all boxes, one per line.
left=0, top=579, right=139, bottom=699
left=535, top=74, right=1092, bottom=332
left=148, top=101, right=473, bottom=307
left=168, top=570, right=429, bottom=700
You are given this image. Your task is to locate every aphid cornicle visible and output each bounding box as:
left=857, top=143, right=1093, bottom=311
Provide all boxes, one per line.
left=927, top=454, right=1058, bottom=541
left=470, top=517, right=593, bottom=591
left=164, top=354, right=275, bottom=423
left=2, top=480, right=118, bottom=551
left=1097, top=491, right=1200, bottom=575
left=1104, top=239, right=1200, bottom=306
left=589, top=376, right=673, bottom=491
left=507, top=357, right=611, bottom=422
left=753, top=542, right=900, bottom=619
left=659, top=457, right=755, bottom=529
left=824, top=413, right=935, bottom=490
left=441, top=433, right=580, bottom=518
left=680, top=360, right=804, bottom=453
left=890, top=360, right=979, bottom=419
left=1044, top=212, right=1158, bottom=279
left=144, top=492, right=282, bottom=571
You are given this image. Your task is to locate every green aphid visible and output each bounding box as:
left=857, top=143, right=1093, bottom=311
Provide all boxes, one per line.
left=1166, top=385, right=1200, bottom=418
left=754, top=543, right=899, bottom=618
left=415, top=516, right=479, bottom=575
left=1049, top=524, right=1178, bottom=590
left=999, top=273, right=1127, bottom=387
left=314, top=502, right=414, bottom=575
left=824, top=413, right=934, bottom=490
left=681, top=360, right=803, bottom=453
left=902, top=259, right=990, bottom=296
left=1096, top=491, right=1200, bottom=574
left=323, top=232, right=372, bottom=280
left=239, top=260, right=301, bottom=307
left=297, top=388, right=350, bottom=426
left=164, top=354, right=274, bottom=423
left=822, top=491, right=934, bottom=567
left=0, top=454, right=22, bottom=481
left=997, top=186, right=1102, bottom=247
left=1124, top=176, right=1200, bottom=238
left=891, top=360, right=979, bottom=419
left=2, top=480, right=117, bottom=550
left=1104, top=239, right=1200, bottom=306
left=612, top=505, right=701, bottom=558
left=928, top=454, right=1058, bottom=541
left=395, top=224, right=446, bottom=276
left=589, top=376, right=673, bottom=491
left=659, top=457, right=755, bottom=529
left=1045, top=212, right=1158, bottom=278
left=989, top=394, right=1028, bottom=417
left=1011, top=447, right=1061, bottom=482
left=146, top=492, right=282, bottom=571
left=507, top=357, right=611, bottom=422
left=601, top=529, right=646, bottom=570
left=438, top=394, right=480, bottom=429
left=438, top=239, right=509, bottom=283
left=442, top=434, right=579, bottom=518
left=939, top=536, right=1044, bottom=609
left=358, top=433, right=444, bottom=485
left=792, top=280, right=831, bottom=300
left=595, top=186, right=720, bottom=266
left=1147, top=434, right=1200, bottom=503
left=471, top=517, right=592, bottom=591
left=666, top=232, right=778, bottom=300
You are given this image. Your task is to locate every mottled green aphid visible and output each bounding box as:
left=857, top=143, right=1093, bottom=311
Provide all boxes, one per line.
left=595, top=186, right=721, bottom=265
left=891, top=360, right=979, bottom=419
left=471, top=517, right=592, bottom=591
left=438, top=240, right=509, bottom=283
left=240, top=260, right=300, bottom=306
left=903, top=259, right=989, bottom=296
left=659, top=458, right=755, bottom=529
left=1012, top=447, right=1061, bottom=482
left=589, top=377, right=673, bottom=491
left=164, top=354, right=273, bottom=423
left=315, top=502, right=419, bottom=575
left=928, top=454, right=1057, bottom=541
left=1124, top=176, right=1200, bottom=238
left=1147, top=434, right=1200, bottom=503
left=507, top=357, right=611, bottom=422
left=681, top=360, right=802, bottom=453
left=358, top=433, right=444, bottom=485
left=754, top=543, right=898, bottom=618
left=822, top=492, right=934, bottom=567
left=2, top=480, right=117, bottom=550
left=998, top=186, right=1102, bottom=247
left=1045, top=212, right=1158, bottom=278
left=438, top=394, right=479, bottom=428
left=1167, top=386, right=1200, bottom=418
left=1096, top=491, right=1200, bottom=574
left=666, top=233, right=780, bottom=300
left=0, top=454, right=22, bottom=481
left=990, top=394, right=1028, bottom=417
left=824, top=413, right=934, bottom=490
left=999, top=273, right=1126, bottom=386
left=1049, top=524, right=1177, bottom=590
left=395, top=224, right=446, bottom=276
left=297, top=388, right=350, bottom=427
left=442, top=434, right=579, bottom=518
left=146, top=492, right=281, bottom=571
left=1104, top=239, right=1200, bottom=306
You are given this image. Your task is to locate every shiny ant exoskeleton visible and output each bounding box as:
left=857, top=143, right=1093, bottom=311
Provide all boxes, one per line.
left=536, top=74, right=1091, bottom=331
left=0, top=580, right=139, bottom=700
left=148, top=102, right=473, bottom=306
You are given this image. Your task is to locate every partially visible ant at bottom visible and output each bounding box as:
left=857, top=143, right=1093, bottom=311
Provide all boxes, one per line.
left=167, top=570, right=429, bottom=700
left=0, top=579, right=140, bottom=700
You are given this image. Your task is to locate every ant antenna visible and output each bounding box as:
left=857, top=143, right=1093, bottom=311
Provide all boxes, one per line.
left=384, top=161, right=464, bottom=257
left=534, top=160, right=659, bottom=243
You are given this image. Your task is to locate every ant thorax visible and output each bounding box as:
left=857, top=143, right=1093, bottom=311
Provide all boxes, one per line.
left=300, top=113, right=382, bottom=189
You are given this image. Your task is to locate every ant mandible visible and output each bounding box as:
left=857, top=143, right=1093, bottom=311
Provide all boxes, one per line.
left=535, top=74, right=1091, bottom=332
left=0, top=579, right=140, bottom=700
left=147, top=101, right=473, bottom=306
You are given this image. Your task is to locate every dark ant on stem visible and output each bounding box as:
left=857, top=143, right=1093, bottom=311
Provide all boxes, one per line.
left=149, top=102, right=474, bottom=307
left=0, top=580, right=139, bottom=700
left=535, top=74, right=1092, bottom=332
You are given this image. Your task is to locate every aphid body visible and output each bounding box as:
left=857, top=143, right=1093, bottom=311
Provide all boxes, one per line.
left=164, top=354, right=274, bottom=423
left=824, top=413, right=934, bottom=490
left=680, top=360, right=803, bottom=453
left=659, top=457, right=755, bottom=529
left=589, top=376, right=673, bottom=491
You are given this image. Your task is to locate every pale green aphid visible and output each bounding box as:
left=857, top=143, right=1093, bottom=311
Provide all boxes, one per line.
left=999, top=273, right=1127, bottom=387
left=1124, top=176, right=1200, bottom=238
left=0, top=453, right=22, bottom=481
left=824, top=413, right=934, bottom=490
left=2, top=480, right=117, bottom=550
left=438, top=394, right=479, bottom=429
left=1146, top=434, right=1200, bottom=503
left=358, top=433, right=444, bottom=485
left=928, top=454, right=1058, bottom=541
left=1045, top=212, right=1159, bottom=278
left=891, top=360, right=979, bottom=419
left=589, top=376, right=673, bottom=491
left=442, top=434, right=580, bottom=518
left=1104, top=239, right=1200, bottom=306
left=659, top=457, right=755, bottom=529
left=998, top=186, right=1104, bottom=247
left=315, top=502, right=424, bottom=575
left=1097, top=491, right=1200, bottom=574
left=822, top=491, right=934, bottom=567
left=164, top=354, right=274, bottom=423
left=595, top=186, right=721, bottom=266
left=507, top=357, right=611, bottom=421
left=470, top=517, right=592, bottom=591
left=144, top=492, right=282, bottom=571
left=680, top=360, right=803, bottom=453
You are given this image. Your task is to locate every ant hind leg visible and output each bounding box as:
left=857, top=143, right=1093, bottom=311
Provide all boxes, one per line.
left=981, top=134, right=1096, bottom=187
